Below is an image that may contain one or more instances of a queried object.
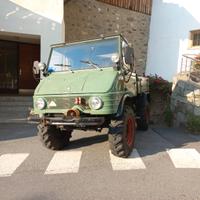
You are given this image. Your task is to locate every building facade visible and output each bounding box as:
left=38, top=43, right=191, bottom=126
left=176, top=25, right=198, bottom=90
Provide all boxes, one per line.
left=0, top=0, right=151, bottom=94
left=146, top=0, right=200, bottom=81
left=65, top=0, right=151, bottom=75
left=0, top=0, right=65, bottom=93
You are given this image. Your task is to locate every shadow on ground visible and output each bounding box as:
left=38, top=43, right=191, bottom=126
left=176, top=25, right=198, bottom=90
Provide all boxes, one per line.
left=66, top=126, right=200, bottom=158
left=0, top=123, right=37, bottom=141
left=66, top=134, right=108, bottom=150
left=135, top=127, right=200, bottom=158
left=1, top=122, right=200, bottom=158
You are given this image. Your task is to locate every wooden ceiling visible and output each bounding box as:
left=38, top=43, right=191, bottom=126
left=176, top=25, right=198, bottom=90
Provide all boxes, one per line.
left=65, top=0, right=152, bottom=15
left=97, top=0, right=152, bottom=15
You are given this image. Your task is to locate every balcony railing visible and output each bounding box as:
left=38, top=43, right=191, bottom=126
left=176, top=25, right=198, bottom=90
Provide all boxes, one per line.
left=180, top=54, right=200, bottom=83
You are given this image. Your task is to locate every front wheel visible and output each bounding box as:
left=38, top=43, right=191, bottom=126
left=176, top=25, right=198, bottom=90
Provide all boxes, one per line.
left=108, top=105, right=136, bottom=158
left=37, top=124, right=72, bottom=150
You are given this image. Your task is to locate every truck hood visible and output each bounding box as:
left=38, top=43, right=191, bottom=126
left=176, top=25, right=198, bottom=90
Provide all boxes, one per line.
left=35, top=68, right=118, bottom=95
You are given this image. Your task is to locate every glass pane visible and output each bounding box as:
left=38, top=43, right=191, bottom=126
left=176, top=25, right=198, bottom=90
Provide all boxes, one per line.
left=48, top=37, right=120, bottom=72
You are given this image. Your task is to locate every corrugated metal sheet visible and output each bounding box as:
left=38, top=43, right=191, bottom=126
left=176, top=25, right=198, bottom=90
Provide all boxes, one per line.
left=97, top=0, right=152, bottom=15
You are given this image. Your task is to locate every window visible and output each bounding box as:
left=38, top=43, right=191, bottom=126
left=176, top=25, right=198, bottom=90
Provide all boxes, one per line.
left=48, top=37, right=120, bottom=72
left=190, top=30, right=200, bottom=48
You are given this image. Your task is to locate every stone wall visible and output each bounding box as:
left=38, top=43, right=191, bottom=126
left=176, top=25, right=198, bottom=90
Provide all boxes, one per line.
left=171, top=74, right=200, bottom=126
left=64, top=0, right=151, bottom=75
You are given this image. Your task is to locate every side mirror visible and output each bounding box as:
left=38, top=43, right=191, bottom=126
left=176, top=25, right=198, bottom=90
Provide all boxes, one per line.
left=33, top=61, right=46, bottom=75
left=111, top=53, right=120, bottom=63
left=124, top=47, right=134, bottom=65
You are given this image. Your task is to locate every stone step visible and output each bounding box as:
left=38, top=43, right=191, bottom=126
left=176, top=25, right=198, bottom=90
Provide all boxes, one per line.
left=0, top=102, right=33, bottom=107
left=0, top=113, right=29, bottom=118
left=0, top=96, right=33, bottom=123
left=0, top=107, right=31, bottom=112
left=0, top=115, right=29, bottom=123
left=0, top=96, right=33, bottom=111
left=0, top=113, right=30, bottom=119
left=0, top=96, right=32, bottom=103
left=0, top=112, right=29, bottom=122
left=0, top=110, right=29, bottom=116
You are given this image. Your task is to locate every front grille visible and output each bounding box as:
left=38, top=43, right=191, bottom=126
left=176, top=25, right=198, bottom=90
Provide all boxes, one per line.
left=45, top=113, right=65, bottom=118
left=45, top=97, right=73, bottom=109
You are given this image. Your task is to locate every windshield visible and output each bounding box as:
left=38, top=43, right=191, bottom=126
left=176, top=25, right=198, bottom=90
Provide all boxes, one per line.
left=48, top=37, right=119, bottom=72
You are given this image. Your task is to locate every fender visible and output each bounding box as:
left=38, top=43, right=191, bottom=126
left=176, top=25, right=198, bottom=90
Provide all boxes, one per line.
left=115, top=94, right=132, bottom=117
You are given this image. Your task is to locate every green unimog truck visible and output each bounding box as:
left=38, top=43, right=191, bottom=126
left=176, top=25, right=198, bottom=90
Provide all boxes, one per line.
left=29, top=35, right=150, bottom=158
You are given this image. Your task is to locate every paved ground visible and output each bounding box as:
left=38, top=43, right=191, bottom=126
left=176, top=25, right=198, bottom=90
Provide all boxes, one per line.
left=0, top=123, right=200, bottom=200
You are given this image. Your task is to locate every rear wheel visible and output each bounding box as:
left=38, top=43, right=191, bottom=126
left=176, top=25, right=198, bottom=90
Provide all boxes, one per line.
left=108, top=105, right=136, bottom=158
left=37, top=124, right=72, bottom=150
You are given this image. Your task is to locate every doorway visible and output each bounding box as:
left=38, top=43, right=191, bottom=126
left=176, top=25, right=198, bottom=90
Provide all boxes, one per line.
left=0, top=41, right=18, bottom=93
left=19, top=43, right=40, bottom=91
left=0, top=40, right=40, bottom=94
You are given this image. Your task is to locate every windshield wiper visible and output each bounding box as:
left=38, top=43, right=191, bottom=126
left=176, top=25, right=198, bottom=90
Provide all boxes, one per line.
left=53, top=64, right=74, bottom=73
left=54, top=64, right=71, bottom=67
left=80, top=60, right=102, bottom=70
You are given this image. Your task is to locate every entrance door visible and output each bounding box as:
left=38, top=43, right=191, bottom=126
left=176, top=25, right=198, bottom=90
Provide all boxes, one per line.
left=19, top=44, right=40, bottom=90
left=0, top=41, right=18, bottom=93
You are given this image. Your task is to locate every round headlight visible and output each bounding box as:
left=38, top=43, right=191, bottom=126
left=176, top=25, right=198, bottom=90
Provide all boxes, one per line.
left=35, top=98, right=46, bottom=110
left=89, top=97, right=103, bottom=110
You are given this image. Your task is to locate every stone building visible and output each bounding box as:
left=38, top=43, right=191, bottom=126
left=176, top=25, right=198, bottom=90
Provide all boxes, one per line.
left=65, top=0, right=151, bottom=75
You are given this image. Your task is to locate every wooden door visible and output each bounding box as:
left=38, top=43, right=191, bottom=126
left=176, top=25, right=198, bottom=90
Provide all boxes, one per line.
left=19, top=44, right=40, bottom=89
left=0, top=40, right=18, bottom=93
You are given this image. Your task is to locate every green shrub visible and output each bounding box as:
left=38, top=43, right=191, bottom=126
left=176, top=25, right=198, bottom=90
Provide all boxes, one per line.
left=148, top=75, right=173, bottom=125
left=187, top=113, right=200, bottom=134
left=149, top=75, right=172, bottom=96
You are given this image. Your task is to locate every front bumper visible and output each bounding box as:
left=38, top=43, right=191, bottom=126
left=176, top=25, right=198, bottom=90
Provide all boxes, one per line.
left=28, top=114, right=105, bottom=127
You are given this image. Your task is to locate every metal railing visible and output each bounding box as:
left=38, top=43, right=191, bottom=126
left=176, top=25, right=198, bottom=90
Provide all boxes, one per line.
left=180, top=54, right=200, bottom=83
